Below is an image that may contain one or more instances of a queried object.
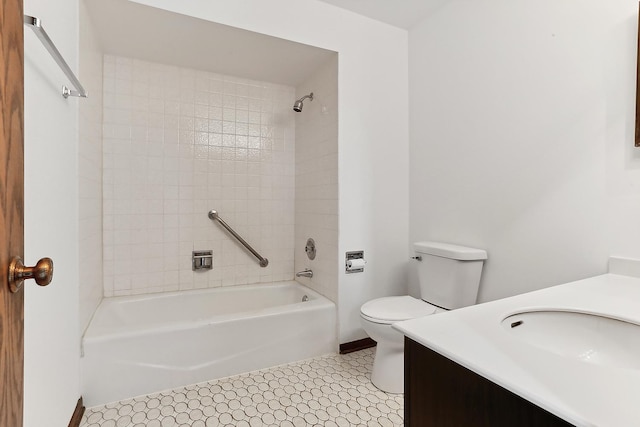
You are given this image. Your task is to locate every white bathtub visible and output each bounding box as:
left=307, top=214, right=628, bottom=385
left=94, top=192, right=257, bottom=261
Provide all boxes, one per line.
left=81, top=281, right=336, bottom=406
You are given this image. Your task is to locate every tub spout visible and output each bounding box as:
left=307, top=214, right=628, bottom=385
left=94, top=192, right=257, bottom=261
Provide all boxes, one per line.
left=296, top=268, right=313, bottom=278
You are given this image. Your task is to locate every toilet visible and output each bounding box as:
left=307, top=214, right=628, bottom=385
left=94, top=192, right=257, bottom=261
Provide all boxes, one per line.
left=360, top=241, right=487, bottom=393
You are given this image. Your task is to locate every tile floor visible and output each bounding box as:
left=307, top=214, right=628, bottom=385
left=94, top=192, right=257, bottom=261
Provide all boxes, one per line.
left=80, top=348, right=404, bottom=427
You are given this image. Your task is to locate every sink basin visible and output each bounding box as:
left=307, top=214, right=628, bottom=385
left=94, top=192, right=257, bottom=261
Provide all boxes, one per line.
left=502, top=310, right=640, bottom=370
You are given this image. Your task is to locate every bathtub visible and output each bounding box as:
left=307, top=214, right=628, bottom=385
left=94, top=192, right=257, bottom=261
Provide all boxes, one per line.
left=81, top=281, right=336, bottom=406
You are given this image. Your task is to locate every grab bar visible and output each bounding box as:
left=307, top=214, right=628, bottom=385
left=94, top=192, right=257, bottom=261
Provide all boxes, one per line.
left=208, top=210, right=269, bottom=267
left=24, top=15, right=88, bottom=99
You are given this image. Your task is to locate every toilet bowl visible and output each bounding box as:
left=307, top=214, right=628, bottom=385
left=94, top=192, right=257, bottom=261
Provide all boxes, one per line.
left=360, top=296, right=442, bottom=393
left=360, top=241, right=487, bottom=394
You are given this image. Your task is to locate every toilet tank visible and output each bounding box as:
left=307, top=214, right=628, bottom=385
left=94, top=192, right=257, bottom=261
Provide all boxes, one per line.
left=414, top=242, right=487, bottom=310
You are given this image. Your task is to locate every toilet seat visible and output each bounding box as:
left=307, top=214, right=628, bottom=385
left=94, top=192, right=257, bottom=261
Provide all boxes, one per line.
left=360, top=296, right=438, bottom=324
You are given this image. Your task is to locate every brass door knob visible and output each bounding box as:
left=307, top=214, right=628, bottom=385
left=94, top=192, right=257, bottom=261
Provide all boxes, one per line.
left=8, top=257, right=53, bottom=293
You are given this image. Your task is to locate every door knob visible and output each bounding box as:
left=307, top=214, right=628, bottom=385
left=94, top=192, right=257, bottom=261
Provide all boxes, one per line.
left=8, top=257, right=53, bottom=293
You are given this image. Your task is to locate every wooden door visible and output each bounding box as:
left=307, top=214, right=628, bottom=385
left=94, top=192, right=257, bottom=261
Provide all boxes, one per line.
left=0, top=0, right=25, bottom=426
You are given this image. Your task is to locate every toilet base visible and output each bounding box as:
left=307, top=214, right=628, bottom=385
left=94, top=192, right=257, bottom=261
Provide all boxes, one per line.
left=370, top=341, right=404, bottom=394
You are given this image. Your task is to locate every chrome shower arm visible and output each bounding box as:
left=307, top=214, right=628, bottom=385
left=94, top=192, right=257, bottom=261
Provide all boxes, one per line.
left=296, top=92, right=314, bottom=103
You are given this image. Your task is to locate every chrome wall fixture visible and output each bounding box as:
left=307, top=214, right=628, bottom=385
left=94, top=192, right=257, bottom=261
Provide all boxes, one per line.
left=293, top=92, right=313, bottom=112
left=24, top=15, right=88, bottom=99
left=305, top=238, right=316, bottom=260
left=296, top=268, right=313, bottom=278
left=208, top=210, right=269, bottom=267
left=192, top=250, right=213, bottom=271
left=345, top=251, right=366, bottom=274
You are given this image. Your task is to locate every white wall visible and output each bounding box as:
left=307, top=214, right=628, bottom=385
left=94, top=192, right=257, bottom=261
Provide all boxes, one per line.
left=102, top=55, right=296, bottom=296
left=294, top=55, right=339, bottom=303
left=130, top=0, right=410, bottom=343
left=605, top=3, right=640, bottom=260
left=78, top=0, right=104, bottom=336
left=23, top=0, right=81, bottom=424
left=408, top=0, right=637, bottom=302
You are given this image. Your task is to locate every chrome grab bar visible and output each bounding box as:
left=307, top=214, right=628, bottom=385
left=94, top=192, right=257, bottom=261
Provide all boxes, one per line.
left=24, top=15, right=88, bottom=99
left=208, top=210, right=269, bottom=267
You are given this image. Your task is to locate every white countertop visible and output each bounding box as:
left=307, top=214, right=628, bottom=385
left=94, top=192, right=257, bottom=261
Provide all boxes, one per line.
left=393, top=273, right=640, bottom=427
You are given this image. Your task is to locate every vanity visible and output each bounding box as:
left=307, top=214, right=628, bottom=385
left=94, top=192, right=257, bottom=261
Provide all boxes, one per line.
left=393, top=262, right=640, bottom=427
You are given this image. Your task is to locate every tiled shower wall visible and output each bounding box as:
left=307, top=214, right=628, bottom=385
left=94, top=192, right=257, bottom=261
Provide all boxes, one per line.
left=103, top=55, right=296, bottom=296
left=294, top=55, right=339, bottom=303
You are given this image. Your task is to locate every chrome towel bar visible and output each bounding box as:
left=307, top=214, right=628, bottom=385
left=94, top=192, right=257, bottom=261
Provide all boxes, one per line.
left=208, top=210, right=269, bottom=267
left=24, top=15, right=88, bottom=99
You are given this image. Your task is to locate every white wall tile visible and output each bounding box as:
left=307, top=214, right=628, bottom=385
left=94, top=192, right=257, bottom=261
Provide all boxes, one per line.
left=294, top=55, right=339, bottom=304
left=103, top=56, right=296, bottom=296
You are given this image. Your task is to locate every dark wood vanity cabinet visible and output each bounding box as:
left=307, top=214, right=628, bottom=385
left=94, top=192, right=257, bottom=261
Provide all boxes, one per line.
left=404, top=337, right=574, bottom=427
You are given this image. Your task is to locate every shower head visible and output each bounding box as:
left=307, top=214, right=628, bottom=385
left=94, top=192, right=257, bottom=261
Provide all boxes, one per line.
left=293, top=92, right=313, bottom=112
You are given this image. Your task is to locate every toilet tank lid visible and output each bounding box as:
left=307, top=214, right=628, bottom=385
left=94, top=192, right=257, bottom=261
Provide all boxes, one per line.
left=414, top=241, right=487, bottom=261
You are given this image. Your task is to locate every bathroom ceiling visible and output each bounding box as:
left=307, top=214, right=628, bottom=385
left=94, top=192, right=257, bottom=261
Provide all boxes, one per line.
left=85, top=0, right=336, bottom=87
left=315, top=0, right=449, bottom=29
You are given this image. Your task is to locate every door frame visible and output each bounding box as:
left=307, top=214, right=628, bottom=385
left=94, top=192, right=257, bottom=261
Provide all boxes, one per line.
left=0, top=0, right=26, bottom=426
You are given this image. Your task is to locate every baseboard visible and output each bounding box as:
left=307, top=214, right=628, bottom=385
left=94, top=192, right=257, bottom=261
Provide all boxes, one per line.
left=339, top=337, right=376, bottom=354
left=68, top=397, right=85, bottom=427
